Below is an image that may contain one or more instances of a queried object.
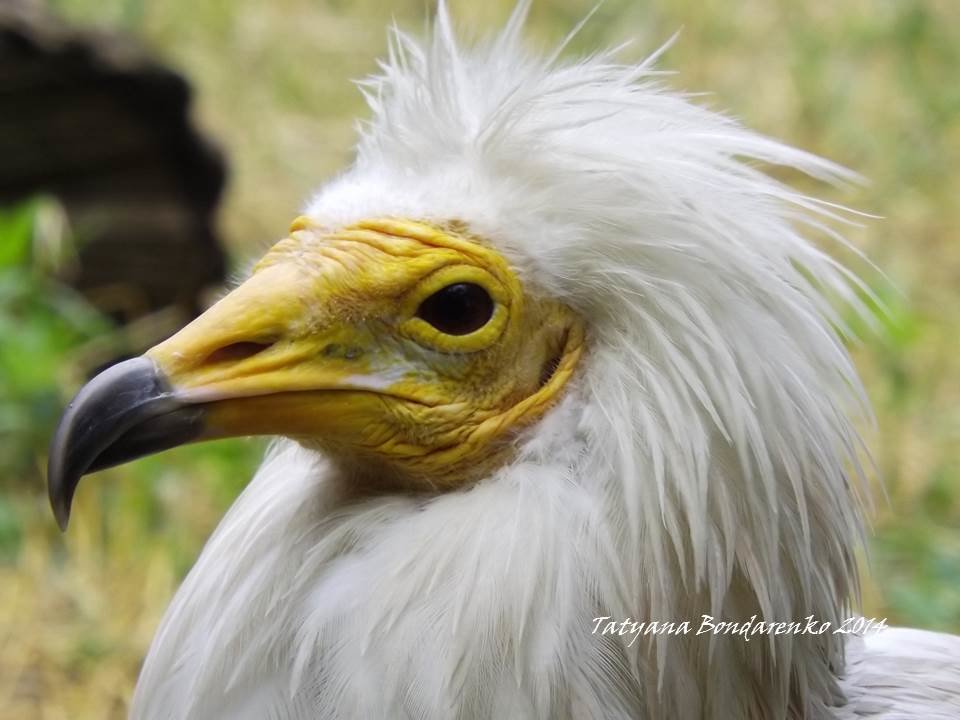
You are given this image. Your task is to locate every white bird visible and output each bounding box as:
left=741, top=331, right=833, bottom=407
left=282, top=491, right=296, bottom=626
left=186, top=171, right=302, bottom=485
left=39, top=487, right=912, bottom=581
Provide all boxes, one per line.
left=48, top=4, right=960, bottom=719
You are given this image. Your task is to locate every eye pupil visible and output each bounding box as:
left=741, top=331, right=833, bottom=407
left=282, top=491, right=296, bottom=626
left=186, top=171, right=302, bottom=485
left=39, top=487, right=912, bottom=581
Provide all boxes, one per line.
left=415, top=282, right=494, bottom=336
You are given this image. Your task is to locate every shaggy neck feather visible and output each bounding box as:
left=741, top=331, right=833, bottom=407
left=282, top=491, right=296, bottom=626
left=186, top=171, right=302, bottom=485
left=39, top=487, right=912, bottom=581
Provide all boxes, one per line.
left=133, top=376, right=861, bottom=719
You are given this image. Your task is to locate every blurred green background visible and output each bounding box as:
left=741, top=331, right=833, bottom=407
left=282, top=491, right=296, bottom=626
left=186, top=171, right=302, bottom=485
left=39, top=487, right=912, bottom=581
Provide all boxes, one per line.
left=2, top=0, right=958, bottom=717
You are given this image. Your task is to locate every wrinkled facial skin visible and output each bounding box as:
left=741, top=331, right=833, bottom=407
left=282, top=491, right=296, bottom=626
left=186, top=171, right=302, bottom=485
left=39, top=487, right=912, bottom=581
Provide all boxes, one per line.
left=145, top=218, right=584, bottom=488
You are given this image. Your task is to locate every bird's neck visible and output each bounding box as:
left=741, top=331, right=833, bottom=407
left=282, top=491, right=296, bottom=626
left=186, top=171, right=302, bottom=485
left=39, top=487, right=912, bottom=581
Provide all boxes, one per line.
left=134, top=401, right=858, bottom=719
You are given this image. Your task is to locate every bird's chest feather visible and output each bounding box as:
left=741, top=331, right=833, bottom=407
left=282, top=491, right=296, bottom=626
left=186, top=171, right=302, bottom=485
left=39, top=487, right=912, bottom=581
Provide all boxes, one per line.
left=129, top=440, right=644, bottom=720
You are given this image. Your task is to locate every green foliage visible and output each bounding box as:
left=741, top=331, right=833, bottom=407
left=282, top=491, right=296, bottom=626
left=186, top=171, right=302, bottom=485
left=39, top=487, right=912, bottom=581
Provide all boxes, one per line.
left=874, top=521, right=960, bottom=632
left=0, top=202, right=107, bottom=486
left=0, top=200, right=103, bottom=559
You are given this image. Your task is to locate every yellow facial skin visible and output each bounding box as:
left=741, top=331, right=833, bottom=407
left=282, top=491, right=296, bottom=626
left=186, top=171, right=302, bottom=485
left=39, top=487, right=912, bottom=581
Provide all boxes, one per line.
left=147, top=218, right=584, bottom=489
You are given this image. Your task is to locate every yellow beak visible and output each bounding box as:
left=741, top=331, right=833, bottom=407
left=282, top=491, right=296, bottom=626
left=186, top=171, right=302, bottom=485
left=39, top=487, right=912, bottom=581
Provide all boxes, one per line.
left=47, top=218, right=584, bottom=530
left=146, top=261, right=405, bottom=443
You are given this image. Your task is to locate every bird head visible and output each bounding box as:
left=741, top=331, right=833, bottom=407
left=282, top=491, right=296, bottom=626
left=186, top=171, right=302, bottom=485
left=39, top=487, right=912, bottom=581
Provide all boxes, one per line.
left=49, top=214, right=583, bottom=520
left=49, top=5, right=873, bottom=715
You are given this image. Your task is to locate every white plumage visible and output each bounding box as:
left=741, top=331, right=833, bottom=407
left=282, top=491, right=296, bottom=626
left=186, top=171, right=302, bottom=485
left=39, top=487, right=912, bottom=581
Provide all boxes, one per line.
left=129, top=4, right=960, bottom=718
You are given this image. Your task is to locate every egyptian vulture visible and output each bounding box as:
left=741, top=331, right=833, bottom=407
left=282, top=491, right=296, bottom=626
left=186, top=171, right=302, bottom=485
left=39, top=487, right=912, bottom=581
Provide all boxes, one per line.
left=48, top=4, right=960, bottom=719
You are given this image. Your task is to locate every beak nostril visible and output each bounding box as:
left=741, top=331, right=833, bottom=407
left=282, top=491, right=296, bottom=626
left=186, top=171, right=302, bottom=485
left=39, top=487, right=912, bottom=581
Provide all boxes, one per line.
left=204, top=341, right=275, bottom=365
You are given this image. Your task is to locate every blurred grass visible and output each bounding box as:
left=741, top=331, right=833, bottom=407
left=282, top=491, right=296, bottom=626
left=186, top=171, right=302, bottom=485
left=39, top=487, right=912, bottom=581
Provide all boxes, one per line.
left=2, top=0, right=959, bottom=716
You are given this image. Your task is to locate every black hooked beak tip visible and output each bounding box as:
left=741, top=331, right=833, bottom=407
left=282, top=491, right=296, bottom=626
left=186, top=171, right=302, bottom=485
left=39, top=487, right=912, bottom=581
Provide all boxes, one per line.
left=47, top=357, right=206, bottom=531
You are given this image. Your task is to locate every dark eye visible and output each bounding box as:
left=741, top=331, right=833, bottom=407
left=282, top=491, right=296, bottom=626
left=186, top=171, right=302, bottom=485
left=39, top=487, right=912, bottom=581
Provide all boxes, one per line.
left=415, top=283, right=495, bottom=336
